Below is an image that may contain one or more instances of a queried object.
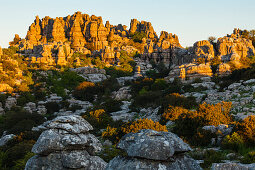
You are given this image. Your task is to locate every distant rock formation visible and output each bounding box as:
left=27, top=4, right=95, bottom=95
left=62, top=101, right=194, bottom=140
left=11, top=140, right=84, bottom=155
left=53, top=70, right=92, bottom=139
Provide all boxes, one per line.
left=25, top=115, right=107, bottom=170
left=129, top=19, right=158, bottom=41
left=106, top=129, right=202, bottom=170
left=9, top=11, right=255, bottom=80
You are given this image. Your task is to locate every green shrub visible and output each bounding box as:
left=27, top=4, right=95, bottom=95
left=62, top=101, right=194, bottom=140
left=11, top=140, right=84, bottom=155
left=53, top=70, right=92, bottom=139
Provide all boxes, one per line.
left=73, top=81, right=98, bottom=102
left=0, top=94, right=7, bottom=107
left=2, top=107, right=44, bottom=135
left=98, top=145, right=123, bottom=163
left=102, top=99, right=121, bottom=113
left=45, top=102, right=60, bottom=115
left=13, top=152, right=35, bottom=170
left=105, top=66, right=132, bottom=78
left=17, top=92, right=35, bottom=106
left=161, top=93, right=198, bottom=111
left=132, top=91, right=162, bottom=108
left=82, top=109, right=114, bottom=134
left=221, top=132, right=245, bottom=151
left=131, top=31, right=146, bottom=43
left=241, top=151, right=255, bottom=164
left=151, top=79, right=168, bottom=91
left=201, top=150, right=226, bottom=169
left=2, top=141, right=34, bottom=167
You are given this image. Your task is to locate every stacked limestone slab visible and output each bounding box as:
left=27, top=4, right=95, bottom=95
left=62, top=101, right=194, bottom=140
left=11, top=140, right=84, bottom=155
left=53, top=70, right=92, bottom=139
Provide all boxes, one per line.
left=25, top=115, right=106, bottom=170
left=106, top=129, right=202, bottom=170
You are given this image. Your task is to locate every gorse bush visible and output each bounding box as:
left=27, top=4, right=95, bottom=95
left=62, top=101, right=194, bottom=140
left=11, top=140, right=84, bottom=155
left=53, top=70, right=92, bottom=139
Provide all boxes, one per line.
left=236, top=115, right=255, bottom=145
left=197, top=101, right=232, bottom=126
left=162, top=105, right=190, bottom=122
left=73, top=81, right=97, bottom=102
left=82, top=109, right=114, bottom=133
left=173, top=101, right=233, bottom=144
left=121, top=118, right=167, bottom=134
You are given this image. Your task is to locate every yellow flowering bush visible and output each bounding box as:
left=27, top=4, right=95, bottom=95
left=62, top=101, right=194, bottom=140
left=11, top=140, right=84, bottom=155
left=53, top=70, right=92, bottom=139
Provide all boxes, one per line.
left=121, top=118, right=167, bottom=134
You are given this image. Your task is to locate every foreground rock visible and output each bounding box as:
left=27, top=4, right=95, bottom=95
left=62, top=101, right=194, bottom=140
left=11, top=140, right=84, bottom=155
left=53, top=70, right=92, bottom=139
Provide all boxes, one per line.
left=211, top=162, right=255, bottom=170
left=25, top=115, right=107, bottom=170
left=106, top=129, right=202, bottom=170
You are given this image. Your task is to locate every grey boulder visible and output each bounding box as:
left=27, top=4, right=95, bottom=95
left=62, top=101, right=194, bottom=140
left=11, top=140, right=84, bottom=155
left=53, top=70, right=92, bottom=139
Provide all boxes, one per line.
left=117, top=129, right=192, bottom=160
left=106, top=155, right=202, bottom=170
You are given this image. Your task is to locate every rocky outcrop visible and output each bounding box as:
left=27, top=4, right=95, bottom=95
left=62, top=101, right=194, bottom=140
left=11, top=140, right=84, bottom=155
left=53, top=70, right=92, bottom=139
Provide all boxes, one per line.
left=26, top=16, right=42, bottom=45
left=129, top=19, right=157, bottom=41
left=112, top=87, right=131, bottom=101
left=100, top=46, right=120, bottom=64
left=106, top=129, right=202, bottom=170
left=25, top=115, right=107, bottom=170
left=70, top=67, right=107, bottom=83
left=193, top=40, right=214, bottom=61
left=217, top=63, right=231, bottom=76
left=167, top=63, right=213, bottom=82
left=142, top=32, right=188, bottom=67
left=217, top=28, right=255, bottom=62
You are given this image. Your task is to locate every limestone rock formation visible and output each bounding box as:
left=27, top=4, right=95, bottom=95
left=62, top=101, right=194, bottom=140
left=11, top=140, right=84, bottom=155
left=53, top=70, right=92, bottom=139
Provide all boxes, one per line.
left=52, top=17, right=67, bottom=42
left=167, top=63, right=213, bottom=81
left=193, top=40, right=214, bottom=60
left=217, top=28, right=255, bottom=62
left=142, top=31, right=190, bottom=67
left=217, top=63, right=231, bottom=76
left=26, top=16, right=42, bottom=45
left=25, top=115, right=107, bottom=170
left=129, top=19, right=158, bottom=41
left=9, top=34, right=21, bottom=46
left=106, top=129, right=202, bottom=170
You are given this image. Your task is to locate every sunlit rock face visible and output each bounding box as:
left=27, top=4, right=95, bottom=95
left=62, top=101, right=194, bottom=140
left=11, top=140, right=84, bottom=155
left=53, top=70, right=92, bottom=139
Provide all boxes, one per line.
left=217, top=28, right=255, bottom=62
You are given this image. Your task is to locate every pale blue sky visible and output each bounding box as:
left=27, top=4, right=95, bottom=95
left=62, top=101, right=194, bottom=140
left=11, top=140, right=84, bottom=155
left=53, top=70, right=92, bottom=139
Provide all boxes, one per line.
left=0, top=0, right=254, bottom=48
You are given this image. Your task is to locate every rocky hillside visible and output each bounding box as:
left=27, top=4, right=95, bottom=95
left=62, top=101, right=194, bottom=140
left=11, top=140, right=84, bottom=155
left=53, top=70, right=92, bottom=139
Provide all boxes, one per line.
left=0, top=11, right=255, bottom=170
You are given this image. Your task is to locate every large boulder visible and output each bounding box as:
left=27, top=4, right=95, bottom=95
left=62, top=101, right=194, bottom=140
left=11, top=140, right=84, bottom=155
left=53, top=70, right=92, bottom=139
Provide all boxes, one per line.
left=117, top=129, right=191, bottom=161
left=106, top=129, right=201, bottom=170
left=25, top=115, right=106, bottom=170
left=193, top=40, right=215, bottom=60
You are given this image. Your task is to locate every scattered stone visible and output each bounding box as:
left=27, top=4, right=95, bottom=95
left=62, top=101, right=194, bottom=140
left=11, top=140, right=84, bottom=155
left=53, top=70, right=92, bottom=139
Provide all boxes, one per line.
left=5, top=96, right=17, bottom=110
left=112, top=86, right=131, bottom=101
left=0, top=134, right=15, bottom=146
